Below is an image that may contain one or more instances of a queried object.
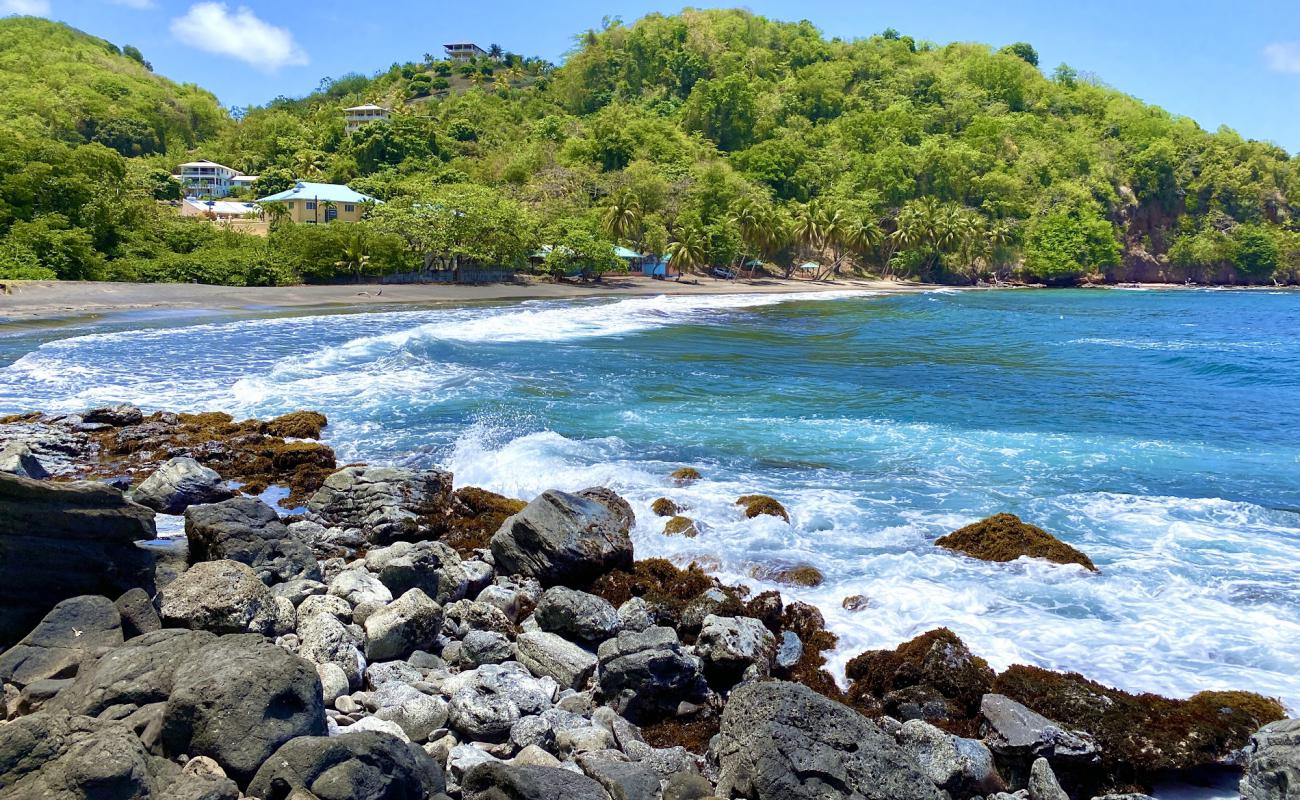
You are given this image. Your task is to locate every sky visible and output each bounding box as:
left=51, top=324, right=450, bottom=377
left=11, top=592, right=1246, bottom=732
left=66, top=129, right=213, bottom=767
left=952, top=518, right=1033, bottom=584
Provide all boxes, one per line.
left=5, top=0, right=1300, bottom=153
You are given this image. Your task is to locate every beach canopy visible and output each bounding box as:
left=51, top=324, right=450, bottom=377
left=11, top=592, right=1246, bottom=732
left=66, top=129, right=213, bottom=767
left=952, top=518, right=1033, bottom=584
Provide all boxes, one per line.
left=613, top=246, right=644, bottom=259
left=797, top=261, right=820, bottom=271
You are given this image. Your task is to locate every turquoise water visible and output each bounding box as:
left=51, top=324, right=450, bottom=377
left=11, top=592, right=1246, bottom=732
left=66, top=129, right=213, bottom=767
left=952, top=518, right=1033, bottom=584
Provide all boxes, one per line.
left=3, top=288, right=1298, bottom=711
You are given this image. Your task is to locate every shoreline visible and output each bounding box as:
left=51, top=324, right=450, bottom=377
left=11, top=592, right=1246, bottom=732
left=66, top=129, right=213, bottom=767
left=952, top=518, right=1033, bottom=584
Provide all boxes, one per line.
left=0, top=276, right=939, bottom=322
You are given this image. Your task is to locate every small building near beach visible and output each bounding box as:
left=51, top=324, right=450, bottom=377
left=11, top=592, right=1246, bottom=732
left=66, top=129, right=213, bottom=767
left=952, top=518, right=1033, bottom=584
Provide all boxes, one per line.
left=255, top=182, right=380, bottom=225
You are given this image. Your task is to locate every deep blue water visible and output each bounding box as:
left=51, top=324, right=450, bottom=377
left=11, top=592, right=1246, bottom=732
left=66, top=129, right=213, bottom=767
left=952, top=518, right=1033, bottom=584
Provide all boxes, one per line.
left=2, top=287, right=1298, bottom=711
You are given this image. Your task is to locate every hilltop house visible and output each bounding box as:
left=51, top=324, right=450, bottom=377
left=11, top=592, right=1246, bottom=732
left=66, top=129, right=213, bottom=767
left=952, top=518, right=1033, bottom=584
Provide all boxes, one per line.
left=176, top=160, right=258, bottom=199
left=344, top=104, right=390, bottom=134
left=444, top=42, right=487, bottom=61
left=255, top=181, right=380, bottom=224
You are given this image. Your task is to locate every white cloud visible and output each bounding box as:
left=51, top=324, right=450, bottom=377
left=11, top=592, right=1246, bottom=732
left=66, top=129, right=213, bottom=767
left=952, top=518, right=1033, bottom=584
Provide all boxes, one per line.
left=1264, top=42, right=1300, bottom=74
left=170, top=3, right=307, bottom=71
left=1, top=0, right=51, bottom=15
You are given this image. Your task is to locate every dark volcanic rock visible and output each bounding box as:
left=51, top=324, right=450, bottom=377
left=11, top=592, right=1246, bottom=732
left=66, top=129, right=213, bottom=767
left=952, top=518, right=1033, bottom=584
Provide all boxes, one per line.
left=0, top=472, right=156, bottom=647
left=130, top=456, right=233, bottom=515
left=246, top=732, right=447, bottom=800
left=936, top=513, right=1097, bottom=571
left=84, top=404, right=145, bottom=427
left=185, top=496, right=320, bottom=584
left=463, top=762, right=608, bottom=800
left=596, top=626, right=707, bottom=722
left=0, top=595, right=122, bottom=688
left=115, top=588, right=162, bottom=639
left=50, top=629, right=218, bottom=717
left=491, top=490, right=634, bottom=587
left=576, top=486, right=636, bottom=532
left=161, top=634, right=326, bottom=786
left=715, top=680, right=944, bottom=800
left=305, top=465, right=453, bottom=544
left=533, top=586, right=620, bottom=646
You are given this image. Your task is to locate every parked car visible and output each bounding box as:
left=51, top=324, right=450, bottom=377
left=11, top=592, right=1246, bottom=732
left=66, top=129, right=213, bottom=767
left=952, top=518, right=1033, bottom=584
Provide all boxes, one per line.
left=710, top=267, right=736, bottom=280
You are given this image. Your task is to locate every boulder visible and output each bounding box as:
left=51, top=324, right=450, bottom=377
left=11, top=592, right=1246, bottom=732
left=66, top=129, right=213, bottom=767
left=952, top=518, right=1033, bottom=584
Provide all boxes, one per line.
left=596, top=626, right=707, bottom=722
left=460, top=630, right=515, bottom=667
left=1027, top=757, right=1069, bottom=800
left=363, top=589, right=443, bottom=662
left=715, top=680, right=944, bottom=800
left=184, top=496, right=320, bottom=585
left=84, top=404, right=145, bottom=427
left=158, top=560, right=278, bottom=635
left=246, top=732, right=447, bottom=800
left=48, top=629, right=217, bottom=717
left=490, top=490, right=633, bottom=587
left=368, top=540, right=468, bottom=604
left=443, top=599, right=516, bottom=638
left=845, top=628, right=994, bottom=719
left=305, top=466, right=453, bottom=544
left=0, top=472, right=155, bottom=647
left=161, top=634, right=326, bottom=785
left=533, top=587, right=620, bottom=645
left=516, top=631, right=598, bottom=690
left=979, top=693, right=1099, bottom=772
left=576, top=486, right=636, bottom=532
left=476, top=577, right=543, bottom=623
left=445, top=662, right=557, bottom=742
left=695, top=613, right=776, bottom=686
left=0, top=595, right=122, bottom=688
left=115, top=588, right=161, bottom=639
left=897, top=718, right=1003, bottom=796
left=579, top=755, right=660, bottom=800
left=372, top=683, right=448, bottom=743
left=0, top=443, right=49, bottom=479
left=936, top=513, right=1097, bottom=571
left=131, top=457, right=233, bottom=515
left=297, top=611, right=366, bottom=690
left=329, top=568, right=394, bottom=608
left=1241, top=718, right=1300, bottom=800
left=462, top=762, right=608, bottom=800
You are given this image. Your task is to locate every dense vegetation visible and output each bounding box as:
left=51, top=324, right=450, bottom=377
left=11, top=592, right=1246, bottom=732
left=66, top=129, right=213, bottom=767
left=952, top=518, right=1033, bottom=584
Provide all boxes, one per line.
left=1, top=11, right=1298, bottom=286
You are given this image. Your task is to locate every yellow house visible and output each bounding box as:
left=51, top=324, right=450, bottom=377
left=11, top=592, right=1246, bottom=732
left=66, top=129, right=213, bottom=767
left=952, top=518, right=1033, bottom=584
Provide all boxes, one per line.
left=255, top=181, right=379, bottom=224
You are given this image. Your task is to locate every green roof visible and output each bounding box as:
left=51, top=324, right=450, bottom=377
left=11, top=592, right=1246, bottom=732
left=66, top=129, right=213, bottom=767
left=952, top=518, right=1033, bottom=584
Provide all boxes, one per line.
left=613, top=246, right=643, bottom=259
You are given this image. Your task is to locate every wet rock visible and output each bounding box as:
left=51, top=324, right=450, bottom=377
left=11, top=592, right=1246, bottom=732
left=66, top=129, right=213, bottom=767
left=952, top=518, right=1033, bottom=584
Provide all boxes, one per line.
left=161, top=634, right=326, bottom=785
left=158, top=560, right=279, bottom=636
left=368, top=540, right=468, bottom=604
left=715, top=680, right=943, bottom=800
left=596, top=626, right=707, bottom=722
left=534, top=586, right=620, bottom=645
left=490, top=490, right=634, bottom=587
left=246, top=732, right=447, bottom=800
left=842, top=594, right=871, bottom=612
left=775, top=631, right=803, bottom=671
left=48, top=629, right=217, bottom=717
left=748, top=562, right=824, bottom=587
left=131, top=457, right=233, bottom=515
left=363, top=589, right=443, bottom=662
left=1241, top=718, right=1300, bottom=800
left=462, top=762, right=608, bottom=800
left=577, top=486, right=636, bottom=533
left=265, top=410, right=328, bottom=440
left=84, top=404, right=145, bottom=427
left=980, top=693, right=1099, bottom=767
left=0, top=472, right=156, bottom=647
left=897, top=718, right=1003, bottom=796
left=0, top=443, right=49, bottom=479
left=846, top=628, right=995, bottom=719
left=736, top=494, right=789, bottom=521
left=670, top=467, right=701, bottom=485
left=516, top=631, right=598, bottom=690
left=936, top=513, right=1097, bottom=571
left=650, top=497, right=681, bottom=517
left=696, top=613, right=776, bottom=686
left=0, top=595, right=122, bottom=688
left=184, top=496, right=320, bottom=584
left=663, top=515, right=701, bottom=537
left=305, top=465, right=453, bottom=544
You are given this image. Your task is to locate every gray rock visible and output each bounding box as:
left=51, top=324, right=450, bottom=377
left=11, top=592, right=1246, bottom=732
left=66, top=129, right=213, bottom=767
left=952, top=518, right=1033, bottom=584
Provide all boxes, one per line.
left=897, top=718, right=1003, bottom=796
left=664, top=772, right=714, bottom=800
left=979, top=693, right=1100, bottom=777
left=297, top=611, right=366, bottom=689
left=477, top=578, right=543, bottom=623
left=443, top=599, right=517, bottom=637
left=0, top=595, right=122, bottom=688
left=696, top=613, right=776, bottom=684
left=83, top=404, right=144, bottom=427
left=272, top=578, right=327, bottom=607
left=115, top=588, right=161, bottom=639
left=1027, top=757, right=1069, bottom=800
left=556, top=724, right=616, bottom=755
left=373, top=683, right=449, bottom=743
left=450, top=690, right=522, bottom=743
left=161, top=634, right=326, bottom=785
left=597, top=626, right=707, bottom=722
left=131, top=457, right=232, bottom=515
left=330, top=567, right=393, bottom=607
left=0, top=472, right=156, bottom=647
left=576, top=486, right=636, bottom=533
left=446, top=663, right=557, bottom=742
left=169, top=755, right=240, bottom=800
left=298, top=593, right=352, bottom=624
left=516, top=631, right=598, bottom=690
left=365, top=660, right=423, bottom=688
left=462, top=762, right=608, bottom=800
left=715, top=680, right=943, bottom=800
left=364, top=589, right=443, bottom=662
left=461, top=630, right=515, bottom=667
left=184, top=496, right=320, bottom=585
left=449, top=743, right=502, bottom=782
left=510, top=715, right=556, bottom=752
left=1241, top=718, right=1300, bottom=800
left=510, top=744, right=560, bottom=768
left=579, top=754, right=660, bottom=800
left=305, top=465, right=453, bottom=544
left=158, top=560, right=278, bottom=635
left=317, top=663, right=350, bottom=706
left=490, top=490, right=634, bottom=587
left=48, top=629, right=217, bottom=717
left=775, top=630, right=803, bottom=670
left=338, top=715, right=410, bottom=743
left=616, top=598, right=653, bottom=633
left=534, top=587, right=620, bottom=645
left=247, top=732, right=447, bottom=800
left=0, top=443, right=49, bottom=479
left=369, top=540, right=469, bottom=604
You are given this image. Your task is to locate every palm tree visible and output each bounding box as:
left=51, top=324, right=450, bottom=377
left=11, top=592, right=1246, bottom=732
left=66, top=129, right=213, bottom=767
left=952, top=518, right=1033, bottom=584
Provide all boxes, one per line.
left=665, top=225, right=707, bottom=281
left=320, top=201, right=338, bottom=224
left=792, top=200, right=826, bottom=258
left=488, top=43, right=504, bottom=60
left=602, top=195, right=642, bottom=245
left=261, top=201, right=290, bottom=231
left=335, top=231, right=371, bottom=283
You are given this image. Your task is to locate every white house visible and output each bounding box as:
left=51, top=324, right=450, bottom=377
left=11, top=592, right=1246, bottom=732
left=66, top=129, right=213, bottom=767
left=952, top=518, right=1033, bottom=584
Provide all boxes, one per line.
left=176, top=160, right=253, bottom=199
left=344, top=104, right=390, bottom=134
left=444, top=42, right=487, bottom=62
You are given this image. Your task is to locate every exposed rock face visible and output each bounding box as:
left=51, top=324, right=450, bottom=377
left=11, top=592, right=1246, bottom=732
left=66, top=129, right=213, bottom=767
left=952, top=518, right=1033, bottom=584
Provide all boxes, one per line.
left=715, top=680, right=944, bottom=800
left=246, top=732, right=447, bottom=800
left=49, top=629, right=218, bottom=717
left=366, top=539, right=467, bottom=604
left=1241, top=718, right=1300, bottom=800
left=161, top=635, right=326, bottom=785
left=0, top=595, right=122, bottom=688
left=0, top=443, right=49, bottom=479
left=980, top=692, right=1099, bottom=784
left=936, top=513, right=1098, bottom=571
left=596, top=626, right=707, bottom=722
left=516, top=630, right=598, bottom=690
left=305, top=465, right=453, bottom=544
left=463, top=762, right=608, bottom=800
left=184, top=496, right=320, bottom=585
left=130, top=456, right=233, bottom=515
left=115, top=588, right=161, bottom=639
left=491, top=490, right=634, bottom=587
left=0, top=472, right=156, bottom=646
left=84, top=404, right=146, bottom=427
left=158, top=560, right=281, bottom=636
left=896, top=718, right=1004, bottom=796
left=695, top=613, right=777, bottom=686
left=296, top=611, right=366, bottom=690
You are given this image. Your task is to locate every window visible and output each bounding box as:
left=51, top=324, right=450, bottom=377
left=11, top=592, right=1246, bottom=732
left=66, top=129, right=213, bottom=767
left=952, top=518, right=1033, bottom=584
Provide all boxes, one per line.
left=306, top=201, right=317, bottom=210
left=325, top=206, right=338, bottom=222
left=344, top=204, right=355, bottom=212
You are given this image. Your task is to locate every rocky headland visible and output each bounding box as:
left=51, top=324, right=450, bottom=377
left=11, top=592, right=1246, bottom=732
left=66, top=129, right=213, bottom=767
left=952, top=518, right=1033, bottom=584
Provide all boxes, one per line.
left=0, top=406, right=1294, bottom=800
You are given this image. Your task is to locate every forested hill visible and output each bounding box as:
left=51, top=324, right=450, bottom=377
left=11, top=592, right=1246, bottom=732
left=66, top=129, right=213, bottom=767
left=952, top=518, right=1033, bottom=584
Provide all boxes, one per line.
left=1, top=10, right=1297, bottom=286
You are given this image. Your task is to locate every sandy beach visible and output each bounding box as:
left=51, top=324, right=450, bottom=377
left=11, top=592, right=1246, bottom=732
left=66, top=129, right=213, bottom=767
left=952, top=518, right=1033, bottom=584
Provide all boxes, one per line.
left=0, top=276, right=937, bottom=321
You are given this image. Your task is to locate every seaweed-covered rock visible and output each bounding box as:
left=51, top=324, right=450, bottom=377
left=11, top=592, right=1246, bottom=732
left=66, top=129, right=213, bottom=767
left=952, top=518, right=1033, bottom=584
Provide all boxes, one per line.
left=131, top=457, right=233, bottom=515
left=1241, top=718, right=1300, bottom=800
left=0, top=595, right=122, bottom=689
left=845, top=628, right=994, bottom=725
left=936, top=513, right=1097, bottom=571
left=184, top=496, right=320, bottom=584
left=650, top=497, right=681, bottom=517
left=444, top=486, right=528, bottom=555
left=588, top=559, right=716, bottom=629
left=491, top=490, right=633, bottom=587
left=748, top=563, right=824, bottom=587
left=0, top=472, right=155, bottom=647
left=663, top=516, right=700, bottom=538
left=84, top=404, right=145, bottom=427
left=670, top=467, right=701, bottom=486
left=264, top=411, right=328, bottom=440
left=715, top=680, right=943, bottom=800
left=994, top=664, right=1286, bottom=777
left=305, top=465, right=453, bottom=544
left=736, top=494, right=789, bottom=522
left=246, top=732, right=446, bottom=800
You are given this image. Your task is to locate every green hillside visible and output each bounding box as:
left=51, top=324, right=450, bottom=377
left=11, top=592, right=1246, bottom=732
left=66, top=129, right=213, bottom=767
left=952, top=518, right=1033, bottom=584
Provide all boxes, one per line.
left=1, top=10, right=1297, bottom=286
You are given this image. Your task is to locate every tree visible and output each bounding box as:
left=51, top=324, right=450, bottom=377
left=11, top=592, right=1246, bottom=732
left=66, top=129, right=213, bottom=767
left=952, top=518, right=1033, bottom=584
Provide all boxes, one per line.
left=1023, top=209, right=1121, bottom=284
left=122, top=44, right=152, bottom=71
left=334, top=229, right=372, bottom=282
left=602, top=194, right=642, bottom=244
left=666, top=224, right=707, bottom=280
left=999, top=42, right=1039, bottom=67
left=540, top=218, right=621, bottom=280
left=488, top=43, right=504, bottom=60
left=369, top=184, right=534, bottom=278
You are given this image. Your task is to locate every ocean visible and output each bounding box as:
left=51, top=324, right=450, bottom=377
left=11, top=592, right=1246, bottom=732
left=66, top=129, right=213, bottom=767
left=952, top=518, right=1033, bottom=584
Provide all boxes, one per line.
left=3, top=287, right=1298, bottom=718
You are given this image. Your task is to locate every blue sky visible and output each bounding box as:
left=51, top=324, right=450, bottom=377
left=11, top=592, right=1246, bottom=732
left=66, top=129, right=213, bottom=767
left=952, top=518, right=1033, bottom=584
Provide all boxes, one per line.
left=7, top=0, right=1300, bottom=152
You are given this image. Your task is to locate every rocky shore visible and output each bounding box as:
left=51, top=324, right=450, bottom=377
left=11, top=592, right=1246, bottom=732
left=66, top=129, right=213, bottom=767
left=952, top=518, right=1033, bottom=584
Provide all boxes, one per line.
left=0, top=406, right=1295, bottom=800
